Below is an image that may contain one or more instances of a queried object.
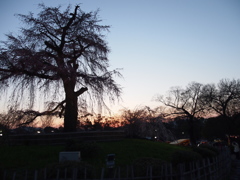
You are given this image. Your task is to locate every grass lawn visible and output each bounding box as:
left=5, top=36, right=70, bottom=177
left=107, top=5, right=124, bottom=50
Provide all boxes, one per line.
left=0, top=138, right=191, bottom=170
left=98, top=139, right=190, bottom=166
left=0, top=144, right=63, bottom=169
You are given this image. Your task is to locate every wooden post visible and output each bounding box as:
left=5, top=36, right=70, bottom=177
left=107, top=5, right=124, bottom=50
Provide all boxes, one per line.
left=84, top=167, right=87, bottom=180
left=12, top=171, right=16, bottom=180
left=126, top=165, right=129, bottom=179
left=203, top=159, right=208, bottom=180
left=177, top=164, right=184, bottom=180
left=43, top=168, right=47, bottom=180
left=169, top=163, right=173, bottom=180
left=24, top=170, right=28, bottom=180
left=190, top=162, right=195, bottom=180
left=118, top=167, right=121, bottom=180
left=196, top=161, right=201, bottom=180
left=213, top=157, right=218, bottom=179
left=73, top=168, right=77, bottom=180
left=161, top=165, right=164, bottom=179
left=164, top=163, right=168, bottom=180
left=56, top=169, right=59, bottom=180
left=131, top=166, right=134, bottom=180
left=3, top=170, right=7, bottom=180
left=64, top=168, right=67, bottom=179
left=101, top=167, right=104, bottom=180
left=34, top=170, right=38, bottom=180
left=149, top=166, right=152, bottom=180
left=146, top=166, right=149, bottom=177
left=208, top=158, right=212, bottom=179
left=113, top=168, right=117, bottom=179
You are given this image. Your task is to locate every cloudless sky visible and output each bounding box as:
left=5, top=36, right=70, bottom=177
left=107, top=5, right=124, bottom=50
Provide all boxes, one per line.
left=0, top=0, right=240, bottom=115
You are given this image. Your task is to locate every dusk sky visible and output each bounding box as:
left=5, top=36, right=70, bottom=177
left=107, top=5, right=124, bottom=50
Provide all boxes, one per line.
left=0, top=0, right=240, bottom=115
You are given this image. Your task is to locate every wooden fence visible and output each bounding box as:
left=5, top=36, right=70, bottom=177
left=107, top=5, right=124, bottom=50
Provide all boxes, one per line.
left=1, top=147, right=231, bottom=180
left=4, top=131, right=126, bottom=145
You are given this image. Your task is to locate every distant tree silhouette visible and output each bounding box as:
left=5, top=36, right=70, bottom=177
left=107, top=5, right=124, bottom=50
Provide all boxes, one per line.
left=0, top=4, right=121, bottom=132
left=156, top=82, right=207, bottom=145
left=202, top=79, right=240, bottom=117
left=93, top=114, right=104, bottom=130
left=121, top=107, right=174, bottom=141
left=121, top=108, right=146, bottom=138
left=202, top=79, right=240, bottom=134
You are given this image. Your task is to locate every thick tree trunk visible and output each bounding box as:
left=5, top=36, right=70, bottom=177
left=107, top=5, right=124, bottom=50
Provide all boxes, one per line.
left=64, top=96, right=78, bottom=132
left=64, top=84, right=78, bottom=132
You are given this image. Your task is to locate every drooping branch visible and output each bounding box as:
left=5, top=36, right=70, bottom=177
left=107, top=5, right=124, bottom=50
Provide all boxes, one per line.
left=0, top=65, right=59, bottom=80
left=18, top=100, right=66, bottom=126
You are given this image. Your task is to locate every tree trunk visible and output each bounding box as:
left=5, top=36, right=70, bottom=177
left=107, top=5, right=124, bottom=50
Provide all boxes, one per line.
left=64, top=83, right=78, bottom=132
left=188, top=117, right=197, bottom=146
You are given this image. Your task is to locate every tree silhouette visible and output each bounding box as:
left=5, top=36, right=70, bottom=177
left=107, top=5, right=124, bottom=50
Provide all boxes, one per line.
left=121, top=107, right=174, bottom=141
left=202, top=79, right=240, bottom=134
left=202, top=79, right=240, bottom=118
left=0, top=4, right=121, bottom=132
left=156, top=82, right=206, bottom=145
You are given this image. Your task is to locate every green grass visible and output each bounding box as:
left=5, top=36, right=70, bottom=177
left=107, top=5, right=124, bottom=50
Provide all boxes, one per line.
left=0, top=145, right=62, bottom=169
left=97, top=139, right=190, bottom=166
left=0, top=139, right=191, bottom=170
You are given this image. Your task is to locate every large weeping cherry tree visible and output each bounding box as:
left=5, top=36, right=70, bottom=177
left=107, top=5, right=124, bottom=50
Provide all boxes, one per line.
left=0, top=4, right=122, bottom=132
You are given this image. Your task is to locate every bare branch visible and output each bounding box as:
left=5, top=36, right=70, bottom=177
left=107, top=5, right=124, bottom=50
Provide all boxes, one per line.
left=75, top=87, right=88, bottom=96
left=19, top=100, right=66, bottom=126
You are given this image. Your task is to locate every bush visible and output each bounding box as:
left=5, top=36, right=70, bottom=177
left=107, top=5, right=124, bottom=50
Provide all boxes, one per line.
left=192, top=147, right=217, bottom=158
left=171, top=150, right=201, bottom=165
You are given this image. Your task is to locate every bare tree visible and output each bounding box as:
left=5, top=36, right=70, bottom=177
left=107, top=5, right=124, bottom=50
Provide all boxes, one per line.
left=0, top=4, right=121, bottom=132
left=155, top=82, right=206, bottom=145
left=203, top=79, right=240, bottom=117
left=202, top=79, right=240, bottom=133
